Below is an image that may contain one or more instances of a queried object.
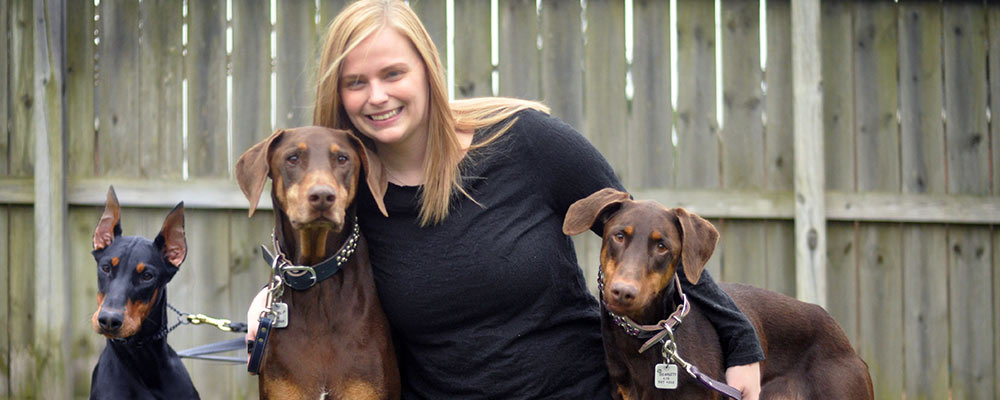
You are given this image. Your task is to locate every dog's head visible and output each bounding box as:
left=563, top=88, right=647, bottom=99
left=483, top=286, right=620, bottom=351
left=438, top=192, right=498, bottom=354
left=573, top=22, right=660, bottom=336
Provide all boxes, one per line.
left=91, top=186, right=186, bottom=338
left=563, top=188, right=718, bottom=318
left=234, top=126, right=388, bottom=232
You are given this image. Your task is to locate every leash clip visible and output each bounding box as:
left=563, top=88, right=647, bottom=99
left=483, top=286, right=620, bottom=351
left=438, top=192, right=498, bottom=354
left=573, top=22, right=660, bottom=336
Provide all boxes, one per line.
left=186, top=314, right=236, bottom=332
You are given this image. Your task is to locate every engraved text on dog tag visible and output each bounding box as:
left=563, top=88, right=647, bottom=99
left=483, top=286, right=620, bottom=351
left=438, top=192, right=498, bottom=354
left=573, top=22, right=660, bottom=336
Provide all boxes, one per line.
left=654, top=363, right=679, bottom=389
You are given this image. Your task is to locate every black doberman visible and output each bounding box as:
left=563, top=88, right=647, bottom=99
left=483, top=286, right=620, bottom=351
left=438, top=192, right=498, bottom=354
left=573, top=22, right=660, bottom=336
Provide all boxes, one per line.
left=89, top=186, right=199, bottom=399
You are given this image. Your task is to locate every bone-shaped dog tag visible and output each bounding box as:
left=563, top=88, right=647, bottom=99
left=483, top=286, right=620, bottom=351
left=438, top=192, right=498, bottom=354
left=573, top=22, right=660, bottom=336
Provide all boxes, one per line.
left=654, top=363, right=679, bottom=389
left=272, top=302, right=289, bottom=328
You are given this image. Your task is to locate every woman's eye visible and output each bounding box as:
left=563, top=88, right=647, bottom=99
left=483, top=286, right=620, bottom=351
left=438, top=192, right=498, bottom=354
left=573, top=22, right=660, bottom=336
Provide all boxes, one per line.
left=343, top=78, right=365, bottom=90
left=385, top=70, right=404, bottom=80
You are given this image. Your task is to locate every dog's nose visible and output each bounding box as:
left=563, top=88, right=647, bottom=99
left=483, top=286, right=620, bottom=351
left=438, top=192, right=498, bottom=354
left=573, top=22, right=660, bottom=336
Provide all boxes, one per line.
left=308, top=185, right=336, bottom=211
left=609, top=282, right=638, bottom=306
left=98, top=310, right=124, bottom=332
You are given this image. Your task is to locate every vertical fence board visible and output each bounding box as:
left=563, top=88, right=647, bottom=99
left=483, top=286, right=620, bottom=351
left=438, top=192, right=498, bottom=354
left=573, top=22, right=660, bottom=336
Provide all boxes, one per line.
left=233, top=0, right=272, bottom=156
left=898, top=3, right=949, bottom=399
left=65, top=0, right=94, bottom=178
left=628, top=0, right=673, bottom=189
left=227, top=211, right=273, bottom=399
left=319, top=0, right=350, bottom=33
left=187, top=0, right=228, bottom=178
left=10, top=0, right=34, bottom=177
left=96, top=0, right=138, bottom=177
left=139, top=0, right=182, bottom=179
left=498, top=0, right=541, bottom=100
left=584, top=0, right=627, bottom=177
left=276, top=0, right=317, bottom=129
left=8, top=208, right=34, bottom=397
left=454, top=0, right=492, bottom=98
left=1, top=0, right=8, bottom=174
left=992, top=6, right=1000, bottom=196
left=0, top=207, right=7, bottom=396
left=945, top=4, right=994, bottom=399
left=720, top=0, right=764, bottom=286
left=675, top=0, right=718, bottom=190
left=69, top=206, right=102, bottom=397
left=764, top=0, right=795, bottom=296
left=854, top=4, right=904, bottom=398
left=408, top=0, right=447, bottom=70
left=821, top=0, right=858, bottom=346
left=540, top=0, right=583, bottom=130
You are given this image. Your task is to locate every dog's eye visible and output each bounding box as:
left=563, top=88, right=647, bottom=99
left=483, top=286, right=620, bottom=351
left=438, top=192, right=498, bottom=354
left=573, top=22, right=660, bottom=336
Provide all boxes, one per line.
left=100, top=264, right=111, bottom=273
left=140, top=271, right=154, bottom=282
left=656, top=242, right=668, bottom=252
left=614, top=232, right=625, bottom=241
left=286, top=154, right=299, bottom=165
left=336, top=154, right=349, bottom=164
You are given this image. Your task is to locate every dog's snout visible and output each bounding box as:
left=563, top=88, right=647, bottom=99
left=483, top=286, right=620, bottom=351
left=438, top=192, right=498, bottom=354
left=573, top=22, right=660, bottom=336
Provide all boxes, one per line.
left=308, top=185, right=336, bottom=211
left=609, top=282, right=638, bottom=306
left=98, top=310, right=124, bottom=332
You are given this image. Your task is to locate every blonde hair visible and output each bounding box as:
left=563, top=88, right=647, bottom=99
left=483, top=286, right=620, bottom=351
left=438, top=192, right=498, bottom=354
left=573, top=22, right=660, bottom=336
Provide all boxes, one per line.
left=315, top=0, right=548, bottom=226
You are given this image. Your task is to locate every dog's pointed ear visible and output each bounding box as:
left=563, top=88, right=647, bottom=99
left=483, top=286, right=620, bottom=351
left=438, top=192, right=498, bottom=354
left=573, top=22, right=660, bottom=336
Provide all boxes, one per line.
left=155, top=202, right=187, bottom=268
left=346, top=131, right=388, bottom=217
left=563, top=188, right=632, bottom=236
left=94, top=186, right=123, bottom=250
left=235, top=129, right=285, bottom=217
left=674, top=207, right=718, bottom=284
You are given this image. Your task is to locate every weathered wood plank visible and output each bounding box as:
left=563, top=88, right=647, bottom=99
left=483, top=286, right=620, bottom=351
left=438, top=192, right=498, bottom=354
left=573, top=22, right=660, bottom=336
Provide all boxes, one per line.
left=276, top=0, right=317, bottom=129
left=719, top=0, right=764, bottom=285
left=454, top=0, right=492, bottom=98
left=139, top=0, right=182, bottom=178
left=628, top=0, right=673, bottom=189
left=1, top=0, right=8, bottom=176
left=765, top=0, right=795, bottom=296
left=540, top=0, right=584, bottom=130
left=898, top=3, right=949, bottom=398
left=992, top=6, right=1000, bottom=196
left=853, top=3, right=903, bottom=398
left=172, top=208, right=234, bottom=399
left=0, top=206, right=9, bottom=395
left=96, top=0, right=139, bottom=177
left=319, top=0, right=350, bottom=35
left=675, top=0, right=718, bottom=189
left=8, top=207, right=35, bottom=397
left=232, top=0, right=272, bottom=157
left=408, top=0, right=447, bottom=70
left=68, top=206, right=103, bottom=397
left=792, top=0, right=826, bottom=306
left=820, top=0, right=855, bottom=344
left=186, top=0, right=228, bottom=178
left=944, top=4, right=994, bottom=399
left=227, top=210, right=274, bottom=398
left=10, top=0, right=35, bottom=177
left=584, top=0, right=627, bottom=179
left=65, top=0, right=94, bottom=178
left=498, top=0, right=540, bottom=100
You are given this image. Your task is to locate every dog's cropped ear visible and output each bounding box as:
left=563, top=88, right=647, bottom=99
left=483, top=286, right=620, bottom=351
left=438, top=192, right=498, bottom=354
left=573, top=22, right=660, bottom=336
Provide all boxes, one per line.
left=93, top=186, right=123, bottom=250
left=563, top=188, right=632, bottom=236
left=235, top=129, right=285, bottom=217
left=155, top=202, right=187, bottom=268
left=346, top=132, right=388, bottom=217
left=674, top=207, right=718, bottom=284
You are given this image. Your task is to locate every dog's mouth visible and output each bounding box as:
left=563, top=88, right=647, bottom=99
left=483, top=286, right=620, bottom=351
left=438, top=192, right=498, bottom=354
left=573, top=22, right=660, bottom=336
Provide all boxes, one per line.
left=290, top=212, right=345, bottom=232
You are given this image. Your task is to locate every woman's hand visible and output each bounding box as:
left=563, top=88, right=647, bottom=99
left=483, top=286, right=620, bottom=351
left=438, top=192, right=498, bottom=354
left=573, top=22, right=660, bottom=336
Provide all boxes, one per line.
left=245, top=288, right=269, bottom=368
left=725, top=362, right=761, bottom=400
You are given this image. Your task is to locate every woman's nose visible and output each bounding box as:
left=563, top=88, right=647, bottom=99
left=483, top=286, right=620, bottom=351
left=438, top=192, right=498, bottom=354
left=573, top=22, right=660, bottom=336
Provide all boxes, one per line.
left=369, top=80, right=388, bottom=104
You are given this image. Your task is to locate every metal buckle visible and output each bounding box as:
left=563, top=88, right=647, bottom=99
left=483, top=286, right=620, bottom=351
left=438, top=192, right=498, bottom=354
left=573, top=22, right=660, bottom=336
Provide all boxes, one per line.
left=281, top=265, right=317, bottom=287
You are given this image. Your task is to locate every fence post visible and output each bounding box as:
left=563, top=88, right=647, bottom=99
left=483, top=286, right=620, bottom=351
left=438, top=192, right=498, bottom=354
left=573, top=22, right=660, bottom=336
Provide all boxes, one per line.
left=791, top=0, right=826, bottom=307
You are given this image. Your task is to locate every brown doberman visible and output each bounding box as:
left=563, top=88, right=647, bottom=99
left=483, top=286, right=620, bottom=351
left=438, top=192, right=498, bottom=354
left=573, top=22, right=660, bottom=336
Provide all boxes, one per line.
left=235, top=126, right=399, bottom=399
left=564, top=188, right=874, bottom=400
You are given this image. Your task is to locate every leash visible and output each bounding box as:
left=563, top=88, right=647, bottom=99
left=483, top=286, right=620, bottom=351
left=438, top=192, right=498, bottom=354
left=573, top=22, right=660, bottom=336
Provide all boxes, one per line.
left=597, top=267, right=742, bottom=399
left=167, top=303, right=250, bottom=364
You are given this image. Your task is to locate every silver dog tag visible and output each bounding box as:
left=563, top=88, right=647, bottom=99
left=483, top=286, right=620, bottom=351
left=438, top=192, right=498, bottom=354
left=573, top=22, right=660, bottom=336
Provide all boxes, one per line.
left=654, top=363, right=678, bottom=389
left=272, top=302, right=289, bottom=328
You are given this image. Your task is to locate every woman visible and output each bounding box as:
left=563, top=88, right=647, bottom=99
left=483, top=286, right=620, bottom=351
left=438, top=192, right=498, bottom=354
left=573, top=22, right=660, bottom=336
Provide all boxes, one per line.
left=248, top=0, right=763, bottom=398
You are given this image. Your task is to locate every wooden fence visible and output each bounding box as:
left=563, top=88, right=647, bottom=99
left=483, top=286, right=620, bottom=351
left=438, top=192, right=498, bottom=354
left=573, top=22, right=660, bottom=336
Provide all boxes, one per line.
left=2, top=0, right=999, bottom=398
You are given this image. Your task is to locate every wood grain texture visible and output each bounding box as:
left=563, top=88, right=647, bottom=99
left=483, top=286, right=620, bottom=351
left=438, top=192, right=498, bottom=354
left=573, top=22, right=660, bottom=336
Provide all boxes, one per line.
left=186, top=0, right=228, bottom=178
left=498, top=0, right=540, bottom=100
left=675, top=0, right=718, bottom=189
left=96, top=0, right=139, bottom=177
left=232, top=0, right=272, bottom=158
left=139, top=0, right=183, bottom=179
left=454, top=0, right=492, bottom=99
left=65, top=0, right=94, bottom=179
left=583, top=0, right=627, bottom=181
left=628, top=0, right=673, bottom=189
left=764, top=0, right=795, bottom=296
left=540, top=0, right=584, bottom=130
left=275, top=0, right=317, bottom=129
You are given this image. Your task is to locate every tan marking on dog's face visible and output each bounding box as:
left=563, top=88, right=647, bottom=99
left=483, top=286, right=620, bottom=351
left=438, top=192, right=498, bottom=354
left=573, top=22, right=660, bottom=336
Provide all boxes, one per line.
left=118, top=288, right=158, bottom=338
left=330, top=143, right=340, bottom=153
left=91, top=292, right=106, bottom=332
left=297, top=142, right=307, bottom=151
left=111, top=257, right=119, bottom=267
left=135, top=262, right=145, bottom=274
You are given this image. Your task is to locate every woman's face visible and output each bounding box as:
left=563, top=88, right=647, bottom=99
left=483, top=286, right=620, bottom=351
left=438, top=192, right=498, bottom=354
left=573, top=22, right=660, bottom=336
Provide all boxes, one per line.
left=339, top=27, right=430, bottom=149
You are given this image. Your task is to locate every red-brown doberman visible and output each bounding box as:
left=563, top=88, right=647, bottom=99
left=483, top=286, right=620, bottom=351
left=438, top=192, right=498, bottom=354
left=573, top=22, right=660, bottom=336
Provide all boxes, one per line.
left=564, top=188, right=874, bottom=400
left=235, top=126, right=399, bottom=399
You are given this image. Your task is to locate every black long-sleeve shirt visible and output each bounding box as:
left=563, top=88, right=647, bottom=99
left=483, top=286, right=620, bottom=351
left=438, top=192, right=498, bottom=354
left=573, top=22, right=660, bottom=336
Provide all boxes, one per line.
left=357, top=109, right=763, bottom=399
